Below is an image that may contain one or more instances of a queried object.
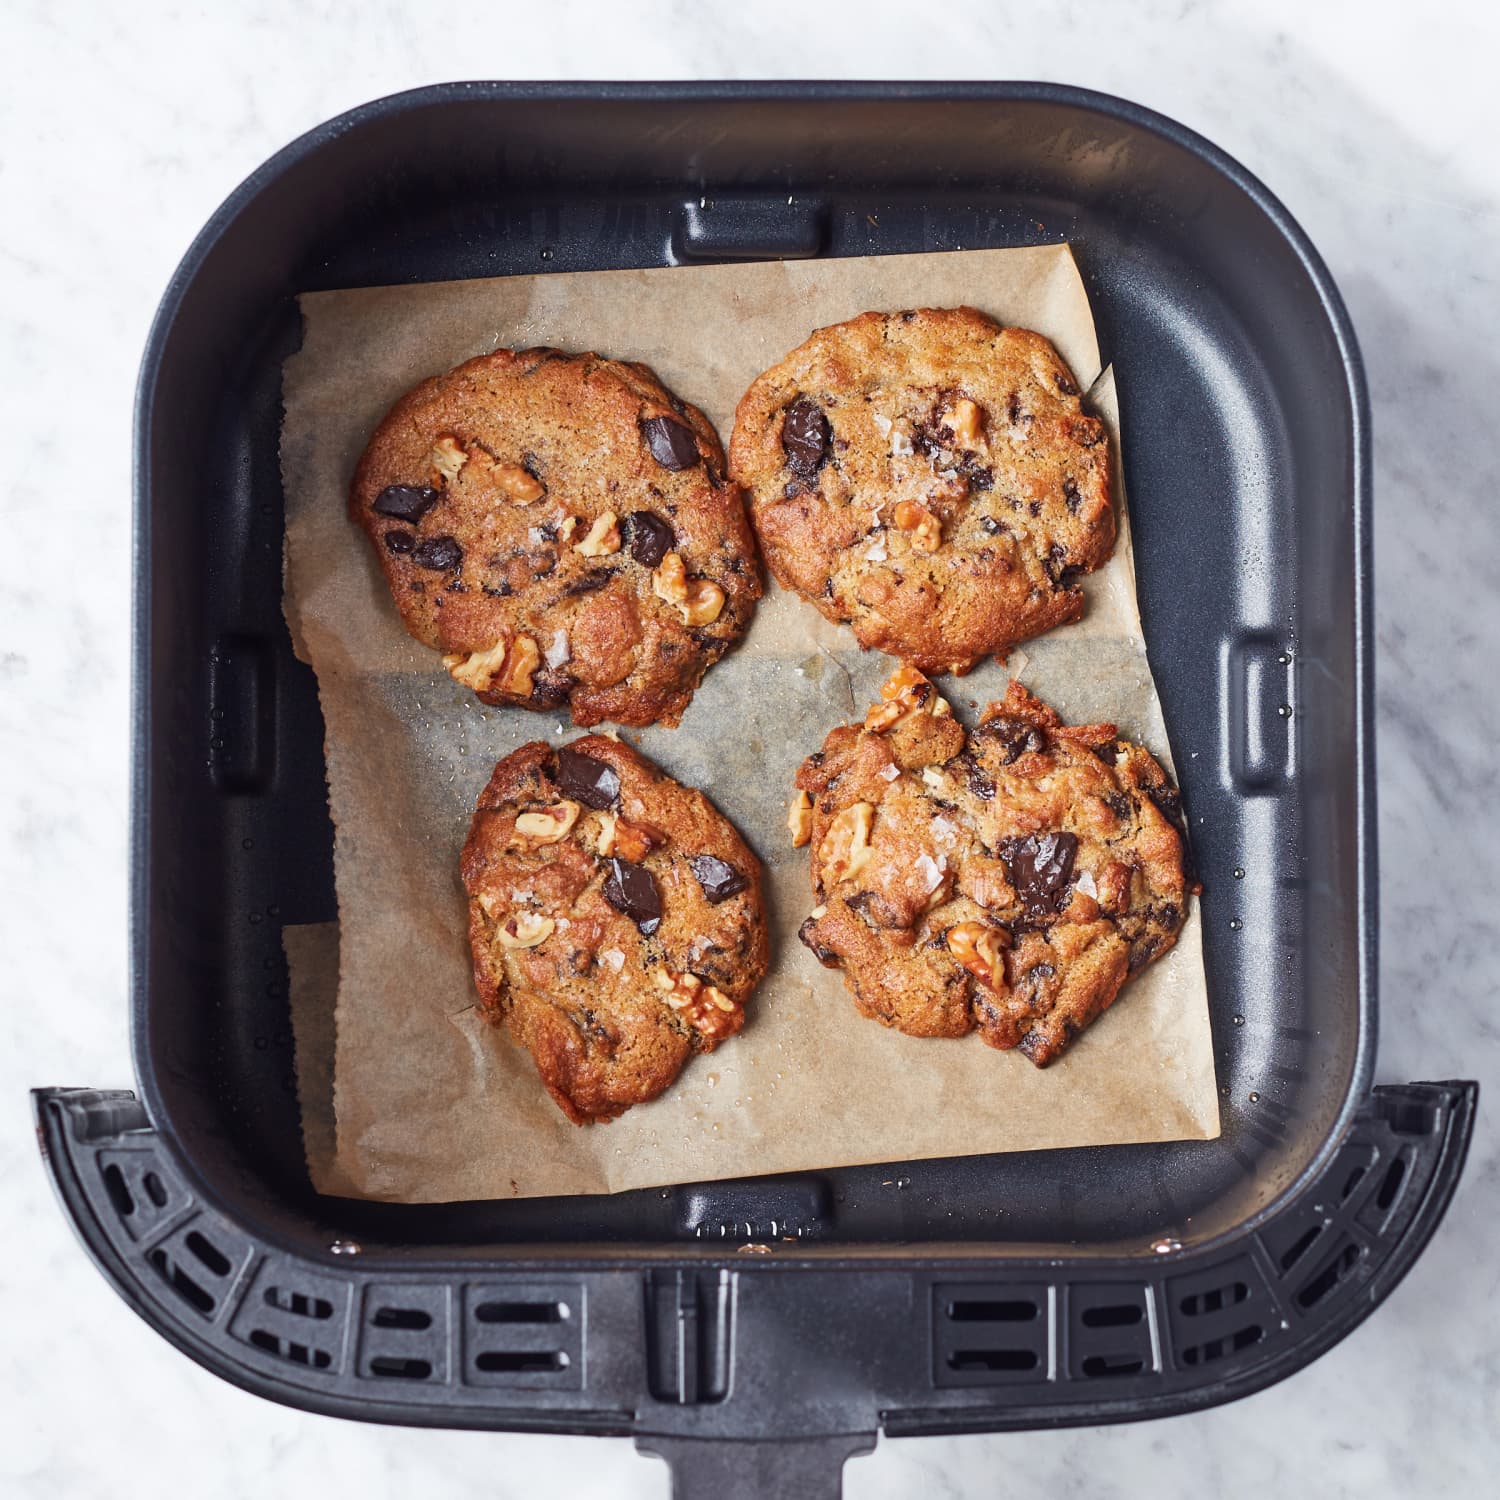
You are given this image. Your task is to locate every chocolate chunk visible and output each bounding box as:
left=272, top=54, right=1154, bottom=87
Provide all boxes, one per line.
left=412, top=535, right=463, bottom=571
left=798, top=917, right=842, bottom=968
left=999, top=832, right=1079, bottom=918
left=603, top=857, right=661, bottom=934
left=1128, top=935, right=1163, bottom=974
left=966, top=464, right=994, bottom=491
left=1104, top=792, right=1134, bottom=821
left=556, top=748, right=620, bottom=810
left=847, top=890, right=906, bottom=929
left=372, top=484, right=439, bottom=523
left=981, top=717, right=1047, bottom=765
left=529, top=669, right=573, bottom=710
left=1148, top=785, right=1183, bottom=824
left=382, top=529, right=415, bottom=554
left=641, top=415, right=700, bottom=470
left=1045, top=542, right=1069, bottom=586
left=689, top=854, right=748, bottom=904
left=1063, top=477, right=1081, bottom=514
left=624, top=510, right=675, bottom=568
left=1091, top=740, right=1120, bottom=762
left=562, top=569, right=616, bottom=596
left=781, top=397, right=830, bottom=479
left=961, top=755, right=996, bottom=801
left=1055, top=370, right=1079, bottom=396
left=979, top=516, right=1005, bottom=536
left=783, top=479, right=805, bottom=499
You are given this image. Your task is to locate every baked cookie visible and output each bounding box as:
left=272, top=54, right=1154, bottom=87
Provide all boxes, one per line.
left=352, top=348, right=760, bottom=728
left=730, top=308, right=1114, bottom=674
left=461, top=735, right=768, bottom=1123
left=791, top=668, right=1190, bottom=1065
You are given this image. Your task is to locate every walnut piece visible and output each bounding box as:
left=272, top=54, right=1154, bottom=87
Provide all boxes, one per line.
left=593, top=809, right=660, bottom=861
left=820, top=802, right=874, bottom=889
left=497, top=633, right=541, bottom=696
left=575, top=511, right=621, bottom=557
left=787, top=790, right=813, bottom=847
left=652, top=551, right=725, bottom=625
left=946, top=920, right=1007, bottom=988
left=652, top=967, right=738, bottom=1039
left=864, top=665, right=953, bottom=732
left=514, top=801, right=582, bottom=843
left=943, top=398, right=986, bottom=451
left=893, top=499, right=941, bottom=552
left=497, top=912, right=556, bottom=949
left=443, top=634, right=541, bottom=697
left=496, top=463, right=546, bottom=503
left=430, top=435, right=468, bottom=482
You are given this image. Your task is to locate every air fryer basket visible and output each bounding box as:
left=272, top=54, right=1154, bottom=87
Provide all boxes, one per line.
left=37, top=84, right=1476, bottom=1497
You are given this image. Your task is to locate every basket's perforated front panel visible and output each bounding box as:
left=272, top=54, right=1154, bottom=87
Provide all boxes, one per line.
left=134, top=90, right=1367, bottom=1251
left=39, top=1085, right=1472, bottom=1436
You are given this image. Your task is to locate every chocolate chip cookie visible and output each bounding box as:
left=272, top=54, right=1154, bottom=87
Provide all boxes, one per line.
left=352, top=348, right=761, bottom=728
left=730, top=308, right=1114, bottom=674
left=791, top=668, right=1191, bottom=1065
left=461, top=736, right=768, bottom=1123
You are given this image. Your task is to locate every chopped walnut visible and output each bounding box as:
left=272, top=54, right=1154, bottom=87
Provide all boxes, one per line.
left=497, top=633, right=541, bottom=696
left=946, top=920, right=1008, bottom=988
left=864, top=665, right=953, bottom=732
left=495, top=463, right=546, bottom=503
left=652, top=551, right=725, bottom=625
left=652, top=967, right=738, bottom=1039
left=443, top=633, right=541, bottom=697
left=893, top=499, right=941, bottom=552
left=575, top=511, right=621, bottom=557
left=943, top=398, right=986, bottom=451
left=513, top=800, right=582, bottom=844
left=557, top=515, right=579, bottom=543
left=430, top=435, right=468, bottom=482
left=821, top=802, right=874, bottom=889
left=787, top=790, right=813, bottom=847
left=443, top=639, right=510, bottom=692
left=497, top=911, right=556, bottom=949
left=1097, top=860, right=1134, bottom=913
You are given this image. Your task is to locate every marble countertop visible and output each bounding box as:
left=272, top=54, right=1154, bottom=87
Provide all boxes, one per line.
left=4, top=1, right=1497, bottom=1496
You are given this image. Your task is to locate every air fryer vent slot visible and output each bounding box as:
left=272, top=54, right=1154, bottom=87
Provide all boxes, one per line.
left=357, top=1285, right=449, bottom=1385
left=1294, top=1239, right=1362, bottom=1310
left=1179, top=1282, right=1249, bottom=1316
left=947, top=1347, right=1038, bottom=1373
left=1179, top=1324, right=1264, bottom=1366
left=933, top=1282, right=1051, bottom=1388
left=947, top=1298, right=1037, bottom=1322
left=148, top=1247, right=216, bottom=1316
left=248, top=1328, right=333, bottom=1369
left=145, top=1220, right=250, bottom=1320
left=1068, top=1284, right=1157, bottom=1380
left=475, top=1350, right=569, bottom=1373
left=97, top=1150, right=182, bottom=1242
left=474, top=1300, right=569, bottom=1324
left=263, top=1286, right=333, bottom=1320
left=464, top=1285, right=584, bottom=1390
left=372, top=1306, right=432, bottom=1330
left=1374, top=1155, right=1407, bottom=1212
left=368, top=1355, right=433, bottom=1380
left=1277, top=1222, right=1323, bottom=1271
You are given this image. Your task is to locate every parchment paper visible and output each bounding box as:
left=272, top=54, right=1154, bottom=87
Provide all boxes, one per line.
left=281, top=245, right=1219, bottom=1203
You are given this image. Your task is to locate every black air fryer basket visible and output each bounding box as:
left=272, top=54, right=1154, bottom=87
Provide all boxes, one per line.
left=37, top=84, right=1477, bottom=1498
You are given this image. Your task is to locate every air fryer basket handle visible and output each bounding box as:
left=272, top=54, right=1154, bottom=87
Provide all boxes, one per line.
left=33, top=1081, right=1476, bottom=1496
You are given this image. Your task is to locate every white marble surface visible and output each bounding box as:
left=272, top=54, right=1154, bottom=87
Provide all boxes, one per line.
left=3, top=1, right=1498, bottom=1495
